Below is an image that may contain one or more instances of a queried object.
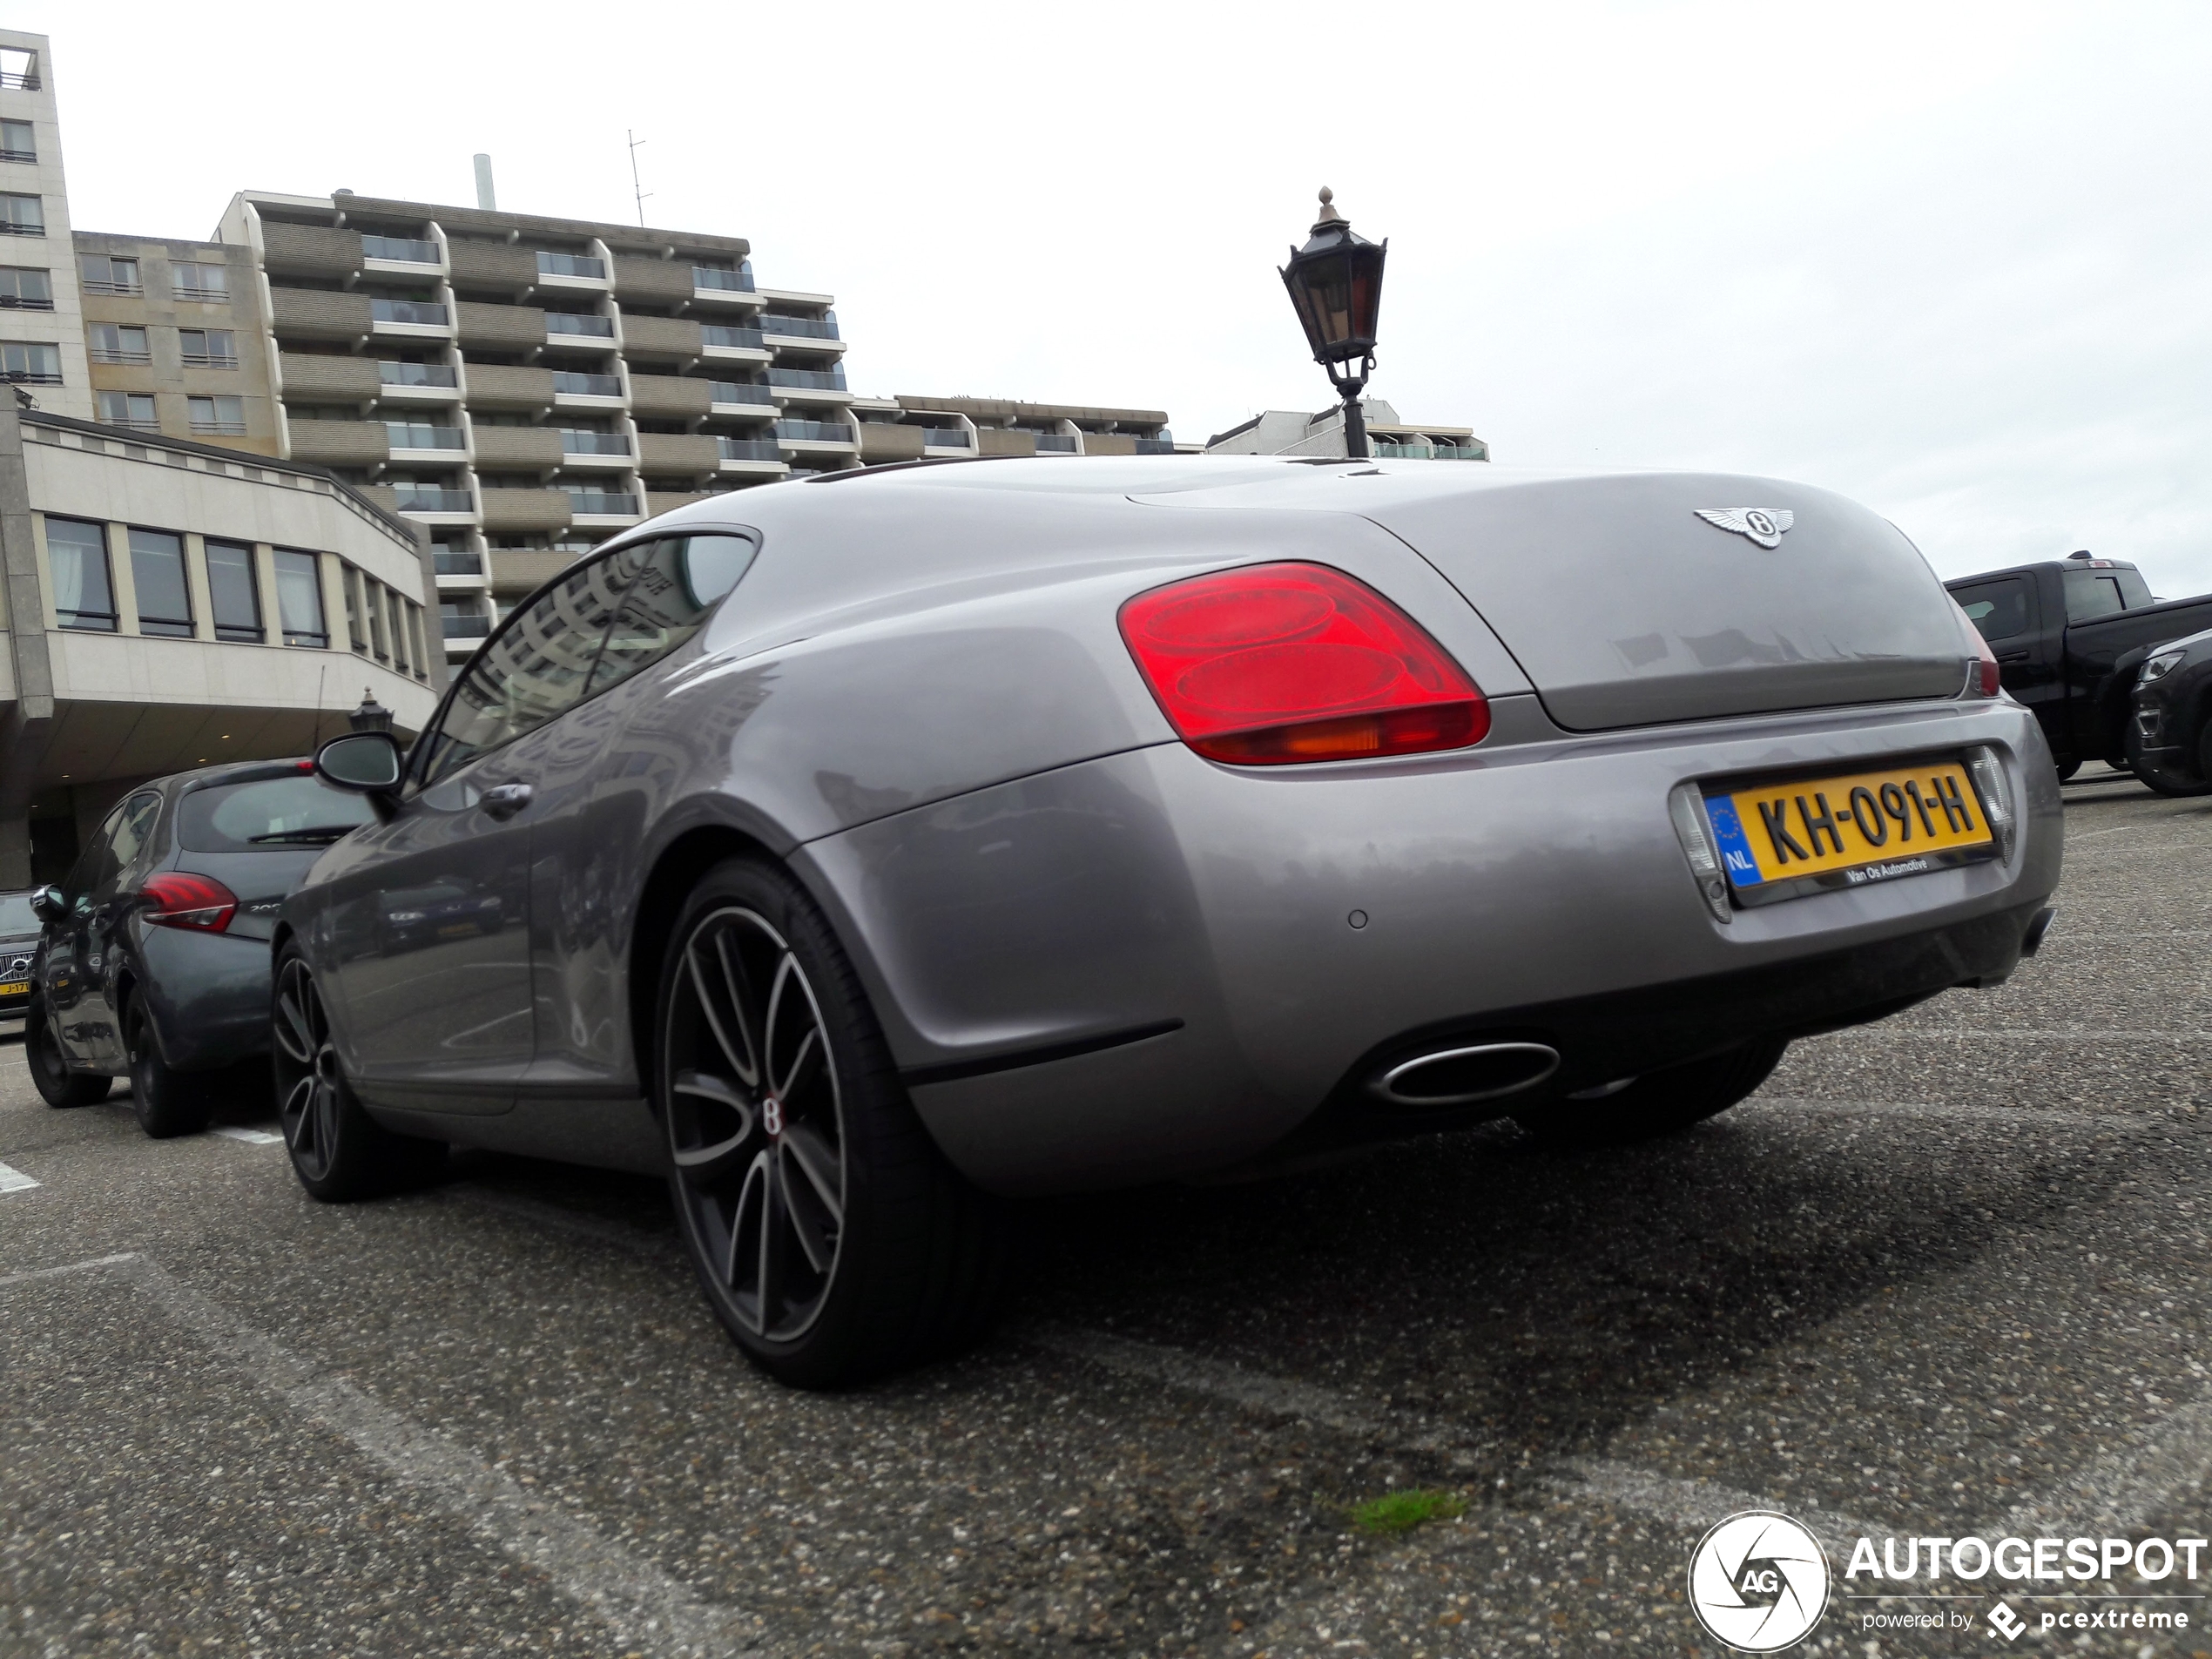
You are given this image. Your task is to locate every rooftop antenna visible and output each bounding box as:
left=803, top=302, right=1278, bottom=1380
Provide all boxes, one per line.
left=473, top=153, right=496, bottom=211
left=627, top=130, right=651, bottom=227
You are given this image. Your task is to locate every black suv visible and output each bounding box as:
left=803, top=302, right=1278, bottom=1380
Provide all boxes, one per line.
left=27, top=760, right=376, bottom=1135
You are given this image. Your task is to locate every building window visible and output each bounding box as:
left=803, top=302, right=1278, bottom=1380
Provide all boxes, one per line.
left=0, top=341, right=60, bottom=384
left=179, top=327, right=238, bottom=370
left=206, top=541, right=263, bottom=643
left=187, top=395, right=246, bottom=435
left=79, top=253, right=139, bottom=295
left=273, top=550, right=327, bottom=647
left=0, top=193, right=42, bottom=236
left=388, top=588, right=410, bottom=673
left=130, top=529, right=195, bottom=637
left=341, top=565, right=365, bottom=651
left=0, top=265, right=51, bottom=310
left=172, top=261, right=229, bottom=303
left=97, top=390, right=158, bottom=431
left=89, top=323, right=152, bottom=366
left=409, top=604, right=429, bottom=676
left=0, top=119, right=32, bottom=162
left=44, top=517, right=118, bottom=631
left=366, top=579, right=390, bottom=660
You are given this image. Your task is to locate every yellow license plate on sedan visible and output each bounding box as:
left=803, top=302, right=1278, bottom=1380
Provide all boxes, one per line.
left=1703, top=760, right=1996, bottom=900
left=0, top=980, right=26, bottom=998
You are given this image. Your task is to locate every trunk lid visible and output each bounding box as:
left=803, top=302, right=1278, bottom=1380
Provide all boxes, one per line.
left=1359, top=470, right=1967, bottom=730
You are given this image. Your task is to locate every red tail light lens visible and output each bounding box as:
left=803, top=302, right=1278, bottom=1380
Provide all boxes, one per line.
left=1951, top=597, right=2002, bottom=698
left=141, top=873, right=238, bottom=933
left=1118, top=563, right=1489, bottom=765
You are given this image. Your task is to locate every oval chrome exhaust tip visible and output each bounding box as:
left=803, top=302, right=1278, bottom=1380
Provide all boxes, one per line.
left=1369, top=1042, right=1561, bottom=1108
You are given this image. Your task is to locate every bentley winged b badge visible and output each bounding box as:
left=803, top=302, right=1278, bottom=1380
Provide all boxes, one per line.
left=1695, top=508, right=1795, bottom=550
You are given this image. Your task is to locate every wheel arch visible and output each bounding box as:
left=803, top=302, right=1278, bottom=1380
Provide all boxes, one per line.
left=627, top=823, right=784, bottom=1106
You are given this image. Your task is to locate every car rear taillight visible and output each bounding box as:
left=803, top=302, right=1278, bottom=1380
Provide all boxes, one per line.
left=141, top=873, right=238, bottom=933
left=1951, top=597, right=2002, bottom=697
left=1117, top=563, right=1489, bottom=765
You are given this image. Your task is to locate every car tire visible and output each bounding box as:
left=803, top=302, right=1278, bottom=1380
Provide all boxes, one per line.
left=1513, top=1037, right=1790, bottom=1149
left=272, top=943, right=446, bottom=1200
left=656, top=857, right=1004, bottom=1389
left=25, top=1000, right=112, bottom=1108
left=2124, top=720, right=2212, bottom=798
left=126, top=1001, right=212, bottom=1138
left=2054, top=758, right=2080, bottom=783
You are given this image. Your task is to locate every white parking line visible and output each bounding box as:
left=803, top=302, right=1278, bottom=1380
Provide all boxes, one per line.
left=2009, top=1395, right=2212, bottom=1536
left=210, top=1126, right=284, bottom=1145
left=0, top=1160, right=40, bottom=1194
left=1556, top=1455, right=1882, bottom=1549
left=1, top=1251, right=769, bottom=1659
left=0, top=1251, right=138, bottom=1288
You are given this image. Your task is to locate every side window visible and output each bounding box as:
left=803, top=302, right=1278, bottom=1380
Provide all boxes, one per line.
left=71, top=792, right=158, bottom=901
left=416, top=549, right=637, bottom=786
left=108, top=792, right=162, bottom=875
left=1950, top=577, right=2029, bottom=643
left=65, top=803, right=130, bottom=904
left=583, top=534, right=758, bottom=698
left=2063, top=570, right=2127, bottom=623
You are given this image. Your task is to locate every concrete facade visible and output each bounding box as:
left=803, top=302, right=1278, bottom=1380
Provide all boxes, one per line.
left=1204, top=398, right=1487, bottom=462
left=847, top=395, right=1175, bottom=465
left=0, top=29, right=92, bottom=420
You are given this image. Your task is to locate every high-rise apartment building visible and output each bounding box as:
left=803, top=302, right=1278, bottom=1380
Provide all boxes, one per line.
left=0, top=33, right=91, bottom=420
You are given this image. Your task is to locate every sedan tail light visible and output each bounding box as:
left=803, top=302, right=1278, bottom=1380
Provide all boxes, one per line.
left=141, top=873, right=239, bottom=933
left=1117, top=563, right=1489, bottom=765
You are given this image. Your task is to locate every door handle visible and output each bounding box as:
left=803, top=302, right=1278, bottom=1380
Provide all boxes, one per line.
left=479, top=782, right=534, bottom=820
left=1995, top=651, right=2030, bottom=664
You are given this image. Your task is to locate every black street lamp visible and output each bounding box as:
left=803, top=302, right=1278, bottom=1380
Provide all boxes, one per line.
left=347, top=689, right=394, bottom=734
left=1278, top=187, right=1387, bottom=459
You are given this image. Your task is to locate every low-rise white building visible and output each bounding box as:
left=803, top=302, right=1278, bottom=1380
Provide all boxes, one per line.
left=1204, top=398, right=1486, bottom=462
left=0, top=404, right=442, bottom=884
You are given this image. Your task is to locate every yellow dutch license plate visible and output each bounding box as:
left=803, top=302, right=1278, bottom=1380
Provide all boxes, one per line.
left=0, top=980, right=27, bottom=998
left=1703, top=759, right=1997, bottom=903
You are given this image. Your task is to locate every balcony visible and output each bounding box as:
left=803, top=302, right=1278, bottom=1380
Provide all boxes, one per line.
left=189, top=416, right=247, bottom=437
left=1432, top=444, right=1485, bottom=460
left=710, top=381, right=775, bottom=405
left=362, top=234, right=438, bottom=265
left=717, top=436, right=782, bottom=462
left=560, top=429, right=632, bottom=455
left=759, top=314, right=839, bottom=341
left=767, top=367, right=848, bottom=392
left=173, top=282, right=230, bottom=304
left=381, top=361, right=458, bottom=388
left=0, top=145, right=31, bottom=163
left=386, top=422, right=466, bottom=451
left=1133, top=438, right=1177, bottom=455
left=1034, top=434, right=1077, bottom=453
left=395, top=488, right=475, bottom=514
left=546, top=311, right=616, bottom=339
left=692, top=265, right=755, bottom=293
left=81, top=276, right=139, bottom=297
left=0, top=219, right=44, bottom=239
left=0, top=292, right=51, bottom=311
left=537, top=251, right=606, bottom=280
left=701, top=325, right=765, bottom=351
left=181, top=351, right=239, bottom=370
left=774, top=419, right=853, bottom=445
left=552, top=370, right=621, bottom=397
left=371, top=298, right=449, bottom=327
left=89, top=347, right=152, bottom=367
left=433, top=549, right=484, bottom=576
left=921, top=428, right=971, bottom=448
left=564, top=491, right=639, bottom=516
left=442, top=612, right=491, bottom=639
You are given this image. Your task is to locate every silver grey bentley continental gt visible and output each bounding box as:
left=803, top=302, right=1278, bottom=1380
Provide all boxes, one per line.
left=277, top=456, right=2061, bottom=1386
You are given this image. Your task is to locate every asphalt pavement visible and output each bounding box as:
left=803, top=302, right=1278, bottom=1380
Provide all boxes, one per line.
left=3, top=765, right=2209, bottom=1658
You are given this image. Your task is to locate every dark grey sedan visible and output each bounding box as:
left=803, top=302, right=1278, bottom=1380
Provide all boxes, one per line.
left=26, top=760, right=377, bottom=1134
left=280, top=457, right=2063, bottom=1387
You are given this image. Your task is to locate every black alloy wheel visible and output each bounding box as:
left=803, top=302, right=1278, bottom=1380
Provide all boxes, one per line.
left=658, top=859, right=1002, bottom=1388
left=273, top=944, right=442, bottom=1199
left=2125, top=721, right=2212, bottom=799
left=25, top=999, right=111, bottom=1108
left=1514, top=1036, right=1790, bottom=1148
left=127, top=1001, right=211, bottom=1138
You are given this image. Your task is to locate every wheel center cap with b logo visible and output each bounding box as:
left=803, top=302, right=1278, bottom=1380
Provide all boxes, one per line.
left=761, top=1096, right=784, bottom=1138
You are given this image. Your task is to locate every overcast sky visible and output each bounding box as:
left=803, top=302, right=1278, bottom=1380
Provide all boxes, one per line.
left=44, top=2, right=2212, bottom=594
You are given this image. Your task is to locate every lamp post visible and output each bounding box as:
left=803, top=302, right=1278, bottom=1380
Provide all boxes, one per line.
left=347, top=689, right=394, bottom=734
left=1278, top=187, right=1387, bottom=459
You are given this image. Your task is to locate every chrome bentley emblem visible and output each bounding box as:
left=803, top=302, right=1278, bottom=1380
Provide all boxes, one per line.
left=1696, top=508, right=1795, bottom=550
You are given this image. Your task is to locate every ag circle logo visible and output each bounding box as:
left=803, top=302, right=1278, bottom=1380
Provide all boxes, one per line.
left=1687, top=1510, right=1831, bottom=1651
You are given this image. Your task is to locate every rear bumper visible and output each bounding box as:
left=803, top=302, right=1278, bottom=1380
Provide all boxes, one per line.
left=802, top=693, right=2063, bottom=1196
left=132, top=925, right=275, bottom=1070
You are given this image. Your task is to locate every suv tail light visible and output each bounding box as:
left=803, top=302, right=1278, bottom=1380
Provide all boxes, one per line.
left=1117, top=563, right=1489, bottom=765
left=1951, top=597, right=2001, bottom=697
left=141, top=873, right=238, bottom=933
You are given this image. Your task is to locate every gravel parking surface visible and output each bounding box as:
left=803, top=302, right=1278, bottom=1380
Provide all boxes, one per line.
left=3, top=765, right=2208, bottom=1657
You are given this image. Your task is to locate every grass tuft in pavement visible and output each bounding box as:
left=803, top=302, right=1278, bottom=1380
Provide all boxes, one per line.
left=1347, top=1487, right=1466, bottom=1534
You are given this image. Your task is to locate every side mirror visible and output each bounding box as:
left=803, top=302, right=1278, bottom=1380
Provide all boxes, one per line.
left=315, top=732, right=404, bottom=794
left=28, top=884, right=64, bottom=925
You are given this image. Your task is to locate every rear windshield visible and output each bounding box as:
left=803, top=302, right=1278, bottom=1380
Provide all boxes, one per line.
left=2064, top=566, right=2156, bottom=623
left=177, top=775, right=379, bottom=852
left=0, top=892, right=36, bottom=933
